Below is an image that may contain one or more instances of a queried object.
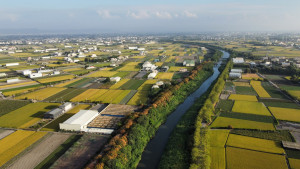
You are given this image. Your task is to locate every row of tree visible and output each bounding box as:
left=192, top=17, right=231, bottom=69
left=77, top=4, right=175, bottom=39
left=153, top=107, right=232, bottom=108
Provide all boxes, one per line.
left=190, top=60, right=232, bottom=169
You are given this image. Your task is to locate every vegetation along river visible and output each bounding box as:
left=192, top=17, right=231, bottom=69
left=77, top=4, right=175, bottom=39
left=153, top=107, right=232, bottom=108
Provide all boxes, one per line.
left=137, top=50, right=230, bottom=169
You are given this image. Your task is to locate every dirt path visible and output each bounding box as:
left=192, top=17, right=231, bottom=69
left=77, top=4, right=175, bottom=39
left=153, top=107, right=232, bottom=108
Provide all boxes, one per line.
left=0, top=130, right=14, bottom=140
left=6, top=133, right=71, bottom=169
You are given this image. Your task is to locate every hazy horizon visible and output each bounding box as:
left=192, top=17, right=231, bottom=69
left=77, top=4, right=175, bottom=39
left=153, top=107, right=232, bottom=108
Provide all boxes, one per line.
left=1, top=0, right=300, bottom=34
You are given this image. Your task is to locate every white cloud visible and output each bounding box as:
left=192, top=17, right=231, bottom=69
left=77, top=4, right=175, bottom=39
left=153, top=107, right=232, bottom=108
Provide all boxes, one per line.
left=154, top=11, right=172, bottom=19
left=127, top=11, right=151, bottom=19
left=0, top=10, right=18, bottom=22
left=183, top=10, right=197, bottom=18
left=97, top=10, right=118, bottom=19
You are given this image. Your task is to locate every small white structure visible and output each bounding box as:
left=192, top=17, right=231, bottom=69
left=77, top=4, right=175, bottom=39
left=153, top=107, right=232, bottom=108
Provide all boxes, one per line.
left=183, top=60, right=195, bottom=67
left=86, top=66, right=96, bottom=69
left=230, top=69, right=243, bottom=73
left=129, top=47, right=138, bottom=50
left=6, top=63, right=19, bottom=67
left=74, top=59, right=80, bottom=63
left=110, top=77, right=121, bottom=82
left=156, top=81, right=164, bottom=86
left=7, top=78, right=19, bottom=83
left=59, top=110, right=99, bottom=131
left=233, top=58, right=244, bottom=64
left=53, top=71, right=60, bottom=75
left=30, top=73, right=43, bottom=78
left=77, top=52, right=86, bottom=58
left=22, top=70, right=32, bottom=76
left=152, top=85, right=160, bottom=89
left=229, top=72, right=242, bottom=79
left=138, top=48, right=145, bottom=51
left=0, top=73, right=6, bottom=77
left=282, top=62, right=290, bottom=67
left=91, top=54, right=97, bottom=58
left=60, top=102, right=73, bottom=112
left=148, top=70, right=158, bottom=79
left=142, top=61, right=157, bottom=71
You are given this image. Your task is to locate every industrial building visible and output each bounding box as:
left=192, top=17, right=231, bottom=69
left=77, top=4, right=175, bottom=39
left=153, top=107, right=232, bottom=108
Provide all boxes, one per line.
left=59, top=110, right=99, bottom=131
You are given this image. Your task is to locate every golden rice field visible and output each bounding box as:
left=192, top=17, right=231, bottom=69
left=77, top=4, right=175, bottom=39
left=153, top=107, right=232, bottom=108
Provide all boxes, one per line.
left=288, top=158, right=300, bottom=169
left=102, top=67, right=113, bottom=71
left=232, top=100, right=271, bottom=116
left=165, top=56, right=175, bottom=62
left=0, top=68, right=11, bottom=72
left=2, top=86, right=42, bottom=97
left=226, top=147, right=288, bottom=169
left=228, top=94, right=258, bottom=102
left=268, top=107, right=300, bottom=123
left=15, top=87, right=66, bottom=100
left=95, top=90, right=131, bottom=104
left=287, top=90, right=300, bottom=100
left=156, top=72, right=174, bottom=80
left=226, top=134, right=285, bottom=154
left=0, top=130, right=47, bottom=167
left=233, top=82, right=251, bottom=87
left=168, top=66, right=192, bottom=72
left=242, top=73, right=262, bottom=80
left=210, top=130, right=229, bottom=169
left=47, top=63, right=77, bottom=67
left=37, top=75, right=74, bottom=83
left=63, top=68, right=83, bottom=72
left=0, top=81, right=37, bottom=90
left=117, top=65, right=140, bottom=71
left=109, top=79, right=130, bottom=89
left=70, top=89, right=108, bottom=102
left=127, top=90, right=148, bottom=105
left=138, top=79, right=158, bottom=91
left=0, top=102, right=60, bottom=128
left=55, top=78, right=82, bottom=87
left=131, top=56, right=145, bottom=59
left=250, top=80, right=271, bottom=98
left=87, top=71, right=118, bottom=77
left=155, top=62, right=164, bottom=66
left=125, top=62, right=141, bottom=66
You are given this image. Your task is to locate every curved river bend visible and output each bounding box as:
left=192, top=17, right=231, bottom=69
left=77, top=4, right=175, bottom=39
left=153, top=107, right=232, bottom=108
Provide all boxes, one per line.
left=137, top=51, right=230, bottom=169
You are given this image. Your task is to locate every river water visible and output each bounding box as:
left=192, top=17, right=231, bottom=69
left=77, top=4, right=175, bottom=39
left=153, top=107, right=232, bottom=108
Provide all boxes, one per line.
left=137, top=51, right=230, bottom=169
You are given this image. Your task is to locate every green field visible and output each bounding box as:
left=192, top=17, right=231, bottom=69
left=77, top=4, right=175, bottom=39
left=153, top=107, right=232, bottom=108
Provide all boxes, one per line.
left=127, top=90, right=148, bottom=105
left=230, top=129, right=293, bottom=142
left=0, top=102, right=60, bottom=128
left=235, top=86, right=257, bottom=95
left=210, top=130, right=230, bottom=169
left=44, top=88, right=87, bottom=102
left=119, top=79, right=145, bottom=90
left=228, top=94, right=257, bottom=102
left=0, top=100, right=30, bottom=117
left=232, top=101, right=271, bottom=116
left=269, top=107, right=300, bottom=123
left=226, top=134, right=285, bottom=154
left=262, top=101, right=300, bottom=109
left=216, top=99, right=234, bottom=112
left=226, top=147, right=288, bottom=169
left=261, top=82, right=287, bottom=99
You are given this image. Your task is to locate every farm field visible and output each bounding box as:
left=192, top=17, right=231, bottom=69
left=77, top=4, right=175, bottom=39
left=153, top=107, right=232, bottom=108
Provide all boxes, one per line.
left=87, top=70, right=118, bottom=77
left=109, top=79, right=130, bottom=89
left=210, top=130, right=229, bottom=169
left=226, top=147, right=288, bottom=169
left=216, top=99, right=234, bottom=112
left=226, top=134, right=285, bottom=154
left=242, top=73, right=262, bottom=80
left=233, top=82, right=251, bottom=87
left=127, top=90, right=148, bottom=105
left=95, top=89, right=131, bottom=104
left=55, top=78, right=83, bottom=87
left=288, top=158, right=300, bottom=169
left=2, top=84, right=43, bottom=96
left=232, top=100, right=272, bottom=116
left=0, top=100, right=30, bottom=117
left=156, top=72, right=174, bottom=80
left=114, top=71, right=131, bottom=78
left=0, top=129, right=15, bottom=140
left=119, top=79, right=145, bottom=90
left=138, top=79, right=158, bottom=90
left=0, top=102, right=60, bottom=128
left=235, top=86, right=257, bottom=95
left=15, top=87, right=66, bottom=100
left=37, top=75, right=74, bottom=83
left=228, top=94, right=257, bottom=102
left=44, top=88, right=87, bottom=102
left=42, top=104, right=91, bottom=131
left=6, top=133, right=71, bottom=169
left=0, top=81, right=38, bottom=90
left=269, top=107, right=300, bottom=123
left=70, top=89, right=108, bottom=102
left=51, top=134, right=109, bottom=169
left=261, top=82, right=287, bottom=99
left=117, top=65, right=140, bottom=71
left=0, top=130, right=47, bottom=167
left=287, top=90, right=300, bottom=100
left=262, top=101, right=300, bottom=109
left=250, top=80, right=271, bottom=98
left=168, top=66, right=192, bottom=72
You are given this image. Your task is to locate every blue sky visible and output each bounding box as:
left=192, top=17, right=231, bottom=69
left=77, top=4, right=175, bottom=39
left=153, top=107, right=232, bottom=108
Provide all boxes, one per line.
left=1, top=0, right=300, bottom=33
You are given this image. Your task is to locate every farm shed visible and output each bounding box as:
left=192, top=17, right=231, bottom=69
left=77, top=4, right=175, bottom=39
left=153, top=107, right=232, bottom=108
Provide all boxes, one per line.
left=59, top=110, right=99, bottom=131
left=233, top=57, right=244, bottom=64
left=44, top=108, right=64, bottom=119
left=59, top=102, right=73, bottom=112
left=231, top=69, right=243, bottom=73
left=142, top=61, right=157, bottom=71
left=183, top=60, right=195, bottom=67
left=6, top=63, right=19, bottom=67
left=30, top=73, right=43, bottom=78
left=7, top=78, right=19, bottom=83
left=229, top=72, right=242, bottom=79
left=22, top=70, right=32, bottom=76
left=110, top=77, right=121, bottom=82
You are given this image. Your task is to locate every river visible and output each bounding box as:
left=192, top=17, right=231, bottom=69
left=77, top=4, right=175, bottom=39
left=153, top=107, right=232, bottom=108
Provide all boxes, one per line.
left=137, top=50, right=230, bottom=169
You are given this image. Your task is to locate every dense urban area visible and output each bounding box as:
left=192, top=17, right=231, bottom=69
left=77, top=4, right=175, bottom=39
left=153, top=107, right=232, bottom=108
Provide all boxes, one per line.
left=0, top=33, right=300, bottom=169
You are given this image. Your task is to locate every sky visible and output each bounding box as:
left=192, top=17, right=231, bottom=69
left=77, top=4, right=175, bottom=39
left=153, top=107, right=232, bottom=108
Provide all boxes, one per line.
left=1, top=0, right=300, bottom=34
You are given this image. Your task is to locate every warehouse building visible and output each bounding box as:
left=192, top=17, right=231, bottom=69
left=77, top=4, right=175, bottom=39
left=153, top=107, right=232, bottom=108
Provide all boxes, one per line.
left=44, top=108, right=64, bottom=119
left=59, top=110, right=99, bottom=131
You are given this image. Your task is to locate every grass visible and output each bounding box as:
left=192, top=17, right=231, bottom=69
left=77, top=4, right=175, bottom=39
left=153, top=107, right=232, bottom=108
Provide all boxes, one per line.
left=0, top=131, right=47, bottom=167
left=127, top=90, right=148, bottom=105
left=226, top=134, right=285, bottom=154
left=0, top=100, right=30, bottom=117
left=42, top=104, right=91, bottom=131
left=44, top=88, right=87, bottom=102
left=86, top=70, right=118, bottom=77
left=34, top=134, right=82, bottom=169
left=15, top=87, right=66, bottom=100
left=0, top=102, right=60, bottom=128
left=109, top=79, right=130, bottom=89
left=250, top=80, right=271, bottom=98
left=235, top=86, right=257, bottom=95
left=156, top=72, right=174, bottom=80
left=229, top=94, right=257, bottom=102
left=216, top=99, right=234, bottom=112
left=232, top=100, right=271, bottom=116
left=269, top=107, right=300, bottom=123
left=230, top=129, right=293, bottom=142
left=37, top=75, right=74, bottom=84
left=119, top=79, right=145, bottom=90
left=226, top=147, right=288, bottom=169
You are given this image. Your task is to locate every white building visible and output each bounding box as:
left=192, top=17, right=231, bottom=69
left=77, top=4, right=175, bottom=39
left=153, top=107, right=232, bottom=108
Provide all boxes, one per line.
left=6, top=63, right=19, bottom=67
left=110, top=77, right=121, bottom=82
left=282, top=62, right=290, bottom=67
left=229, top=72, right=242, bottom=79
left=148, top=70, right=158, bottom=79
left=59, top=110, right=99, bottom=131
left=233, top=58, right=244, bottom=64
left=30, top=73, right=43, bottom=78
left=7, top=78, right=19, bottom=83
left=86, top=66, right=96, bottom=69
left=91, top=54, right=97, bottom=58
left=142, top=61, right=157, bottom=71
left=0, top=73, right=6, bottom=77
left=77, top=52, right=86, bottom=58
left=230, top=69, right=243, bottom=73
left=22, top=70, right=32, bottom=76
left=129, top=47, right=138, bottom=50
left=59, top=102, right=73, bottom=112
left=138, top=48, right=145, bottom=51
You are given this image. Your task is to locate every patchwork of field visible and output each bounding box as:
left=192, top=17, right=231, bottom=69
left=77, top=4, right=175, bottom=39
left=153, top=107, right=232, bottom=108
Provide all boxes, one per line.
left=118, top=79, right=145, bottom=90
left=287, top=90, right=300, bottom=100
left=109, top=79, right=130, bottom=89
left=117, top=65, right=140, bottom=71
left=228, top=94, right=258, bottom=102
left=36, top=75, right=74, bottom=83
left=87, top=70, right=118, bottom=77
left=2, top=84, right=43, bottom=96
left=250, top=80, right=271, bottom=98
left=127, top=90, right=148, bottom=105
left=0, top=100, right=30, bottom=117
left=0, top=81, right=38, bottom=90
left=232, top=100, right=271, bottom=116
left=168, top=66, right=192, bottom=72
left=138, top=79, right=158, bottom=90
left=156, top=72, right=174, bottom=80
left=44, top=88, right=87, bottom=102
left=242, top=73, right=262, bottom=80
left=268, top=107, right=300, bottom=123
left=226, top=147, right=288, bottom=169
left=0, top=130, right=47, bottom=167
left=233, top=82, right=251, bottom=87
left=55, top=78, right=83, bottom=87
left=15, top=87, right=66, bottom=100
left=0, top=102, right=60, bottom=128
